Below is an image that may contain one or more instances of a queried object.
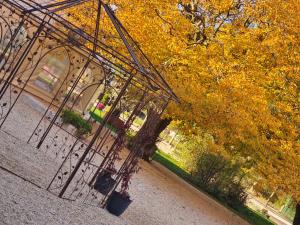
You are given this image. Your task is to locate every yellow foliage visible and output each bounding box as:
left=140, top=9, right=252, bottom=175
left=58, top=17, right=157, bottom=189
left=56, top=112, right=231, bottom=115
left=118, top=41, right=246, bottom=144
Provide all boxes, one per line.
left=64, top=0, right=300, bottom=201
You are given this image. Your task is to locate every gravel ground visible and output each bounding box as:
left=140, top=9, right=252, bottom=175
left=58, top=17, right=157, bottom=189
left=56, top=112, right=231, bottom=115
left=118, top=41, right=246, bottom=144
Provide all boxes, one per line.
left=0, top=93, right=249, bottom=225
left=0, top=167, right=132, bottom=225
left=0, top=130, right=59, bottom=188
left=127, top=161, right=248, bottom=225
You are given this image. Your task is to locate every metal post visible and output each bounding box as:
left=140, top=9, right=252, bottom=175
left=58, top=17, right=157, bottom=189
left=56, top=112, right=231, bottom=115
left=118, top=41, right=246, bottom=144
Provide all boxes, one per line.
left=58, top=72, right=134, bottom=198
left=0, top=18, right=26, bottom=73
left=27, top=58, right=73, bottom=143
left=0, top=17, right=46, bottom=100
left=36, top=58, right=92, bottom=149
left=88, top=90, right=147, bottom=187
left=101, top=97, right=170, bottom=205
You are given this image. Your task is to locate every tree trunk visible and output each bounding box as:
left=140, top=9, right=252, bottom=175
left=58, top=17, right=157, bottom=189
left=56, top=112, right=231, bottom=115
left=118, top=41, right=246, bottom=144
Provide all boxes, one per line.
left=130, top=108, right=171, bottom=161
left=293, top=203, right=300, bottom=225
left=142, top=117, right=172, bottom=161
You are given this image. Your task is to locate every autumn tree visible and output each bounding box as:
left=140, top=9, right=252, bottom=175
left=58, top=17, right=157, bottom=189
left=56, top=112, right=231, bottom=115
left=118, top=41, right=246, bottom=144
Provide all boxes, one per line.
left=112, top=1, right=300, bottom=222
left=63, top=1, right=300, bottom=222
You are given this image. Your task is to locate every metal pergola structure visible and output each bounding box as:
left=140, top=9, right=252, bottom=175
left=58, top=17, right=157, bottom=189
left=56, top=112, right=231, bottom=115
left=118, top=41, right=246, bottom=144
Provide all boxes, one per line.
left=0, top=0, right=178, bottom=207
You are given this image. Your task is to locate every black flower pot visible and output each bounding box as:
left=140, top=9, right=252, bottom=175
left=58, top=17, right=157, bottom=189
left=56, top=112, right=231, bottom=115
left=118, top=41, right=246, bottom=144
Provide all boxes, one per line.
left=106, top=191, right=132, bottom=216
left=93, top=171, right=116, bottom=195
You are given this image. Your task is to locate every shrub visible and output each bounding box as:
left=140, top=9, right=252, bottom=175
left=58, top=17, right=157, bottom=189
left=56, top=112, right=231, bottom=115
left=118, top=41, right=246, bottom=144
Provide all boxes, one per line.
left=191, top=152, right=247, bottom=207
left=223, top=182, right=248, bottom=207
left=61, top=109, right=92, bottom=136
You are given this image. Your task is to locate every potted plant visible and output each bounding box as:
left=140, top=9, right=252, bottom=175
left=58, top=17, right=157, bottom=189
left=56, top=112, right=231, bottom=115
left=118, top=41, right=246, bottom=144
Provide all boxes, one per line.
left=106, top=159, right=139, bottom=216
left=93, top=168, right=116, bottom=195
left=106, top=190, right=132, bottom=216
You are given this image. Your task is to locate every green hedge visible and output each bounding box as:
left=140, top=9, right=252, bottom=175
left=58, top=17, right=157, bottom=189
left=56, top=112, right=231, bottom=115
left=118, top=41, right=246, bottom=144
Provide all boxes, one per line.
left=61, top=109, right=92, bottom=136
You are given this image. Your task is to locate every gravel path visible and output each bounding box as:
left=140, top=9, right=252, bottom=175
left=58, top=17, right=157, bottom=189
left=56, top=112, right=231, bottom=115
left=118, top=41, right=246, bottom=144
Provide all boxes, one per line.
left=127, top=160, right=248, bottom=225
left=0, top=93, right=249, bottom=225
left=0, top=167, right=132, bottom=225
left=0, top=130, right=59, bottom=188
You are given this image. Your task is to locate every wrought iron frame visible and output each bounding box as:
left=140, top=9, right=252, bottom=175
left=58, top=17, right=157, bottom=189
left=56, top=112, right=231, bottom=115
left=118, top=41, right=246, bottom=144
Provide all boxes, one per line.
left=0, top=0, right=178, bottom=207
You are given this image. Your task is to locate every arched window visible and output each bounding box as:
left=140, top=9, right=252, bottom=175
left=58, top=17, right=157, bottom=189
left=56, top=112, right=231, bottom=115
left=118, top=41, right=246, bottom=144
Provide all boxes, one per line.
left=34, top=50, right=69, bottom=93
left=68, top=67, right=93, bottom=104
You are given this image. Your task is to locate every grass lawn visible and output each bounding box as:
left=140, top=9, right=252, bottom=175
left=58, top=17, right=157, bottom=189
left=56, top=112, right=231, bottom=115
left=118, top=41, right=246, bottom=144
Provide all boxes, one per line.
left=153, top=150, right=190, bottom=181
left=90, top=107, right=106, bottom=121
left=89, top=108, right=118, bottom=133
left=121, top=111, right=144, bottom=127
left=152, top=150, right=275, bottom=225
left=89, top=108, right=142, bottom=139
